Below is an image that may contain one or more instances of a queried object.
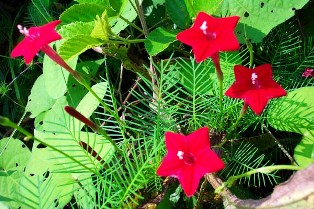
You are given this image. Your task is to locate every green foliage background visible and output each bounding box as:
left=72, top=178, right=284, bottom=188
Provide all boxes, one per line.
left=1, top=0, right=314, bottom=208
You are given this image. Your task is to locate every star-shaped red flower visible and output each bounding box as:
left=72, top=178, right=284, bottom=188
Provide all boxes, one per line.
left=157, top=127, right=225, bottom=197
left=11, top=20, right=62, bottom=64
left=225, top=64, right=287, bottom=115
left=176, top=12, right=240, bottom=63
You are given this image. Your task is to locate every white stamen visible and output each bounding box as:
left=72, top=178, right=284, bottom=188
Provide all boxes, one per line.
left=17, top=24, right=29, bottom=36
left=200, top=21, right=208, bottom=34
left=177, top=151, right=184, bottom=160
left=251, top=72, right=258, bottom=84
left=17, top=25, right=23, bottom=30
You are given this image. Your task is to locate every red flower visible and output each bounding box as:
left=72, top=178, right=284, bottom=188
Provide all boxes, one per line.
left=302, top=68, right=314, bottom=78
left=225, top=64, right=287, bottom=115
left=11, top=20, right=61, bottom=64
left=157, top=127, right=225, bottom=197
left=176, top=12, right=240, bottom=63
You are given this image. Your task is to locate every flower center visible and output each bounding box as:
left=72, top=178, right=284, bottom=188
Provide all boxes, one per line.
left=177, top=150, right=195, bottom=165
left=200, top=21, right=217, bottom=40
left=251, top=72, right=258, bottom=85
left=17, top=25, right=38, bottom=40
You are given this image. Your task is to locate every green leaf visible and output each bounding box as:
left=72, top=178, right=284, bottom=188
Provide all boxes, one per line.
left=193, top=0, right=223, bottom=15
left=91, top=11, right=111, bottom=40
left=26, top=75, right=56, bottom=118
left=144, top=27, right=177, bottom=56
left=19, top=130, right=113, bottom=209
left=58, top=35, right=103, bottom=61
left=220, top=0, right=309, bottom=42
left=76, top=0, right=109, bottom=5
left=71, top=82, right=108, bottom=131
left=294, top=132, right=314, bottom=168
left=165, top=0, right=191, bottom=29
left=109, top=0, right=137, bottom=34
left=43, top=42, right=78, bottom=99
left=60, top=3, right=107, bottom=25
left=41, top=82, right=107, bottom=133
left=268, top=87, right=314, bottom=167
left=0, top=138, right=31, bottom=209
left=58, top=22, right=95, bottom=38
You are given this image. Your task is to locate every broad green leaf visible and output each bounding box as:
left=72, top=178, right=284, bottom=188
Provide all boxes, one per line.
left=71, top=82, right=108, bottom=131
left=43, top=42, right=78, bottom=99
left=193, top=0, right=223, bottom=15
left=26, top=75, right=56, bottom=118
left=109, top=0, right=137, bottom=34
left=165, top=0, right=191, bottom=29
left=0, top=138, right=31, bottom=209
left=58, top=22, right=94, bottom=38
left=76, top=0, right=109, bottom=5
left=91, top=11, right=111, bottom=41
left=19, top=130, right=113, bottom=208
left=219, top=0, right=309, bottom=42
left=58, top=35, right=103, bottom=61
left=294, top=132, right=314, bottom=168
left=66, top=59, right=106, bottom=107
left=60, top=3, right=106, bottom=25
left=268, top=87, right=314, bottom=167
left=41, top=82, right=107, bottom=133
left=144, top=27, right=177, bottom=56
left=33, top=130, right=114, bottom=173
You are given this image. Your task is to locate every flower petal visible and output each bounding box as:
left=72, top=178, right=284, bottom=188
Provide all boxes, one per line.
left=225, top=64, right=287, bottom=115
left=176, top=12, right=240, bottom=63
left=11, top=20, right=62, bottom=64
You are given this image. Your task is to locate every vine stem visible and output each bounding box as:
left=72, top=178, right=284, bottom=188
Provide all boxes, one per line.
left=193, top=180, right=208, bottom=209
left=211, top=53, right=223, bottom=112
left=0, top=116, right=97, bottom=174
left=215, top=164, right=303, bottom=193
left=42, top=44, right=124, bottom=126
left=217, top=103, right=248, bottom=147
left=262, top=124, right=297, bottom=165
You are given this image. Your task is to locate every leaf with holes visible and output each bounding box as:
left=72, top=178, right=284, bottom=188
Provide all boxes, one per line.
left=26, top=75, right=56, bottom=118
left=219, top=0, right=309, bottom=42
left=0, top=138, right=31, bottom=209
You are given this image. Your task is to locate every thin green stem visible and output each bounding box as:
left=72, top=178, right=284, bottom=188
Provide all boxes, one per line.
left=216, top=164, right=303, bottom=193
left=245, top=38, right=254, bottom=68
left=0, top=116, right=97, bottom=174
left=118, top=15, right=144, bottom=33
left=194, top=180, right=208, bottom=209
left=108, top=37, right=145, bottom=44
left=42, top=45, right=124, bottom=127
left=217, top=103, right=248, bottom=148
left=80, top=80, right=124, bottom=126
left=211, top=53, right=223, bottom=112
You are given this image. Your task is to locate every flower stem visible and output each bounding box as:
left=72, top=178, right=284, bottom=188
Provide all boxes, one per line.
left=245, top=38, right=254, bottom=68
left=42, top=45, right=83, bottom=82
left=194, top=180, right=208, bottom=209
left=64, top=106, right=122, bottom=154
left=215, top=164, right=304, bottom=193
left=0, top=116, right=97, bottom=174
left=217, top=103, right=248, bottom=147
left=42, top=45, right=124, bottom=126
left=211, top=53, right=223, bottom=112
